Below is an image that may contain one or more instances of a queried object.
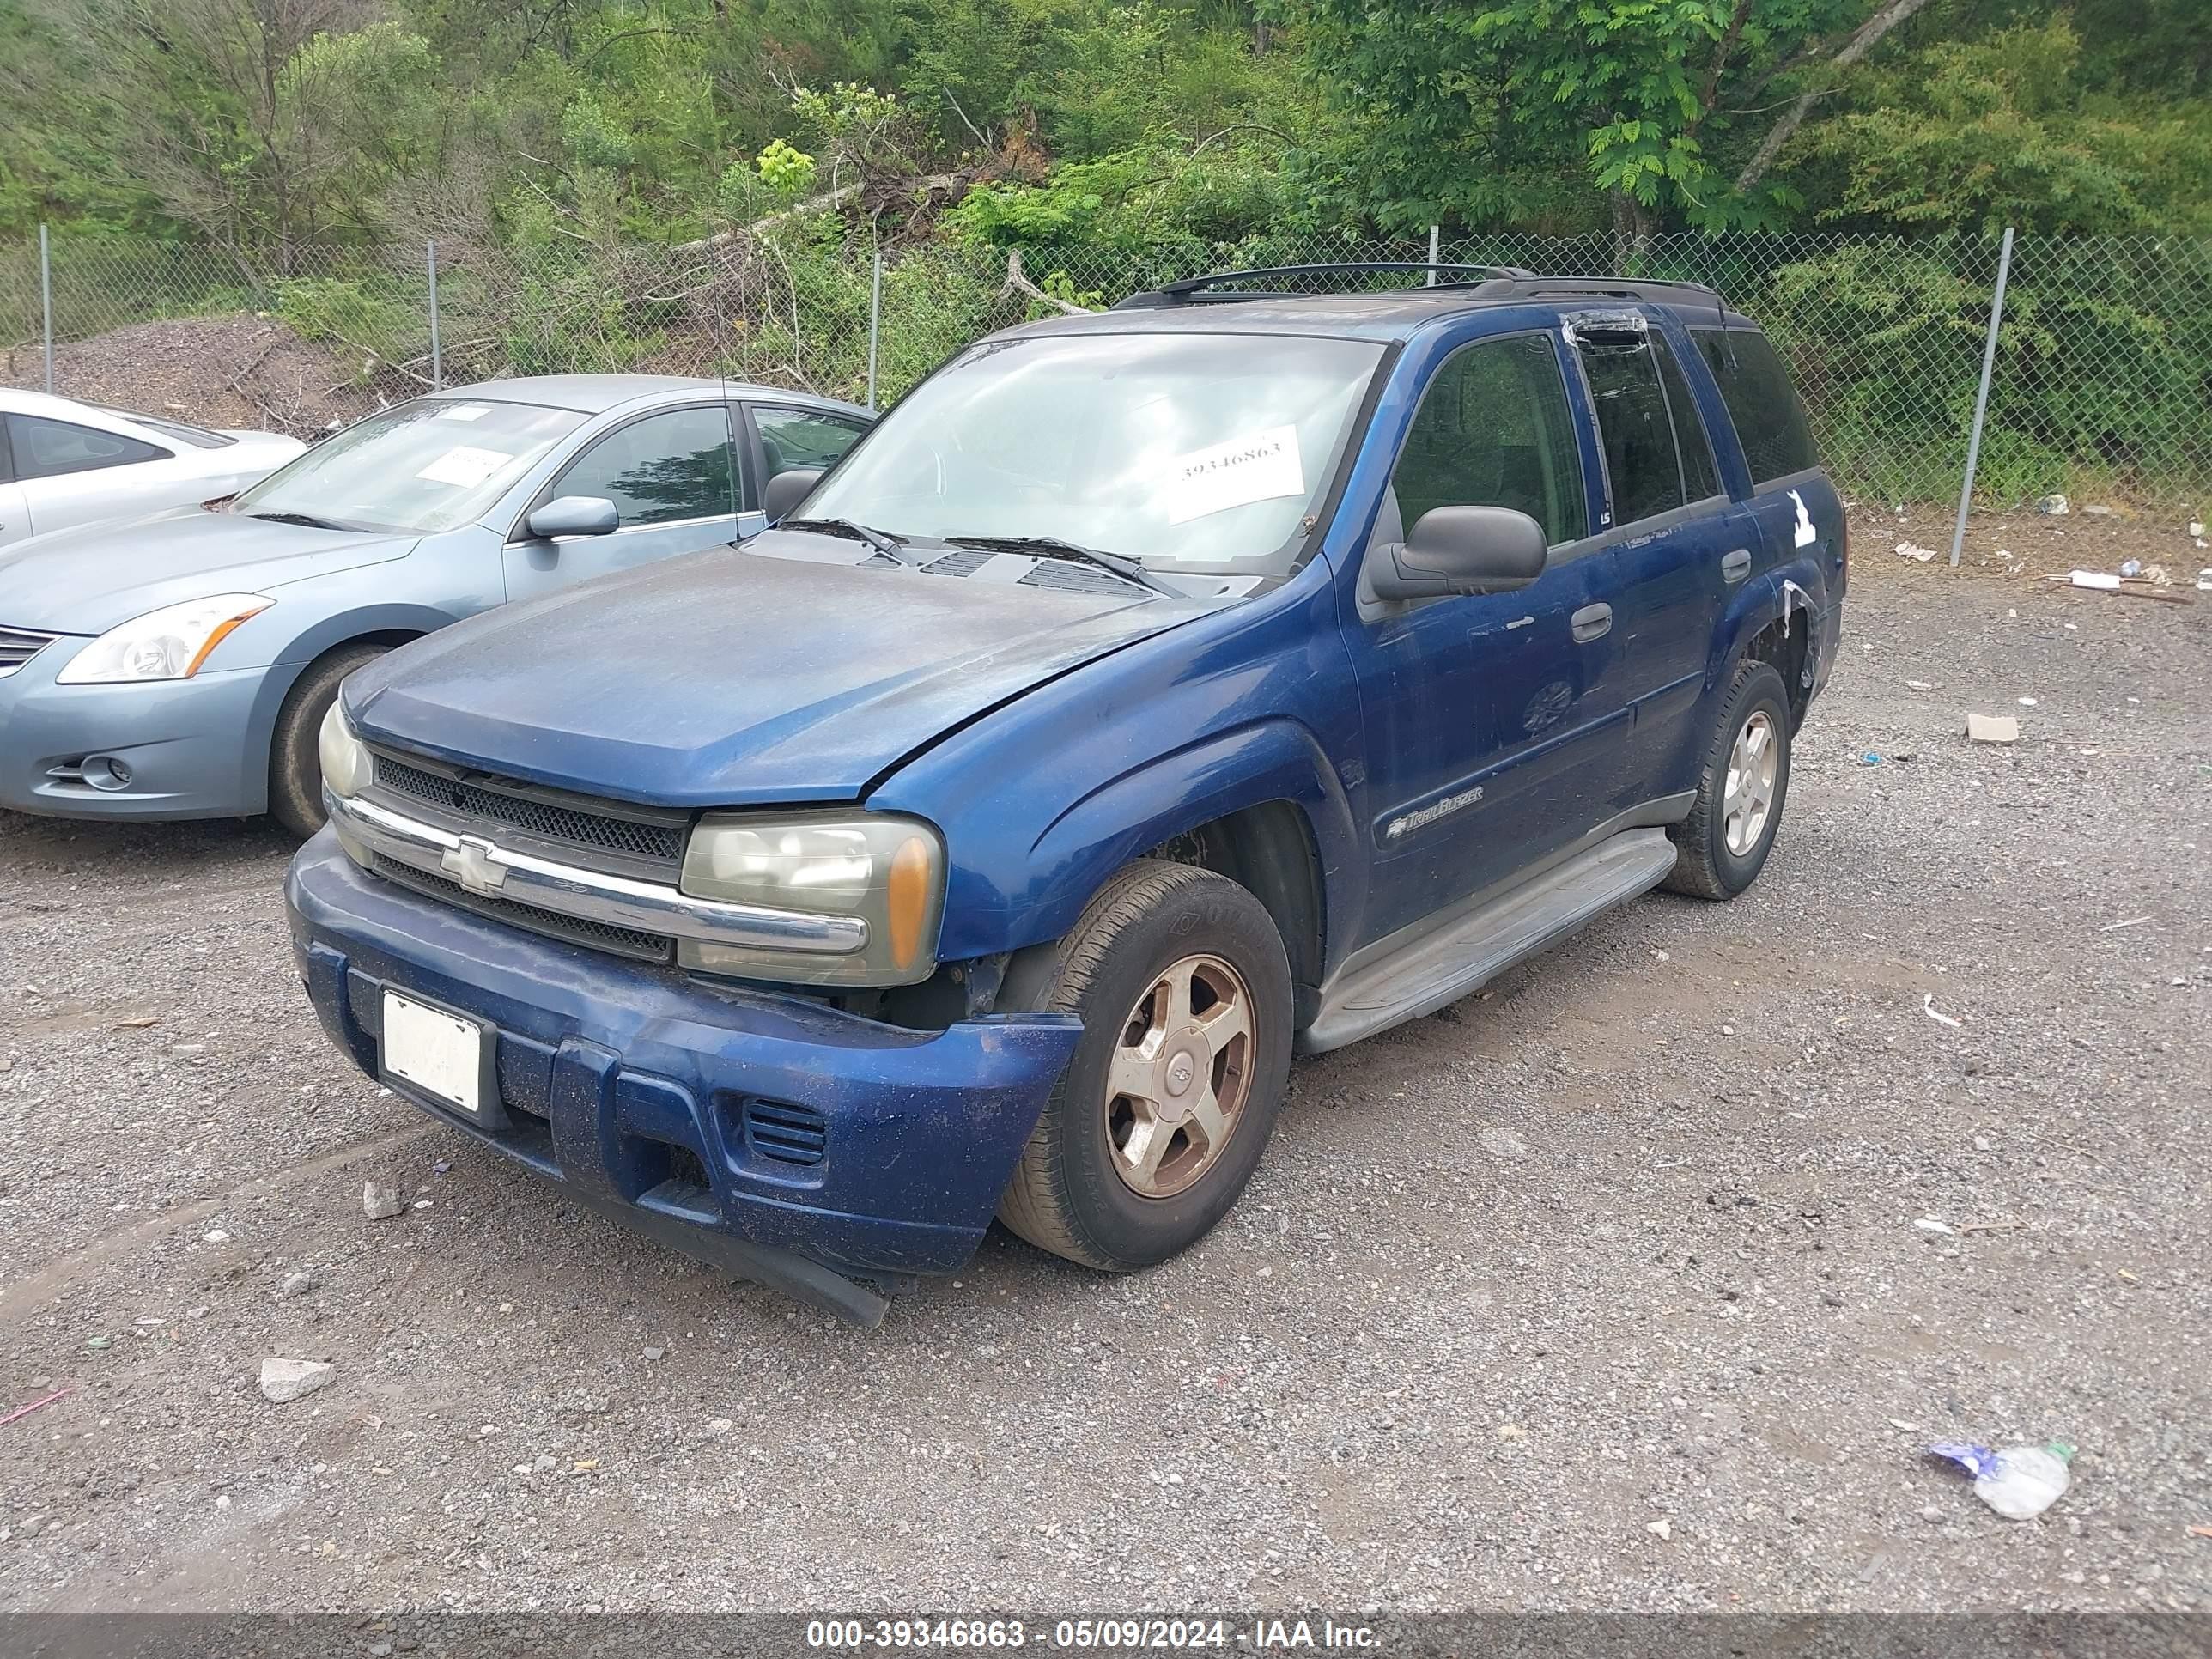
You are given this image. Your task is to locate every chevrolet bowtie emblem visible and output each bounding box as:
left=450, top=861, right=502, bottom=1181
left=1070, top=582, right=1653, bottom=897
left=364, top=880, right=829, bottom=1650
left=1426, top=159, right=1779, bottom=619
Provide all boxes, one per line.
left=440, top=836, right=508, bottom=896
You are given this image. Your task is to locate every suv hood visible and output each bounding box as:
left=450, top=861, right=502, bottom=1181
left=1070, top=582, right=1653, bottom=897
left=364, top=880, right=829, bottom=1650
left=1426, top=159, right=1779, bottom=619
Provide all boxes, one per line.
left=348, top=544, right=1213, bottom=807
left=0, top=507, right=414, bottom=634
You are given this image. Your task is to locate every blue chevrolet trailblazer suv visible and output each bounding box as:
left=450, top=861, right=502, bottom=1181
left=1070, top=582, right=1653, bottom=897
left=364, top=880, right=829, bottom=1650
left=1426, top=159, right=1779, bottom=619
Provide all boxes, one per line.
left=285, top=264, right=1846, bottom=1326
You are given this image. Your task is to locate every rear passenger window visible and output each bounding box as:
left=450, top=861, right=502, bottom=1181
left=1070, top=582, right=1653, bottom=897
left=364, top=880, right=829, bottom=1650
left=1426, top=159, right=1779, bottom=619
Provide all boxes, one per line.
left=1692, top=327, right=1819, bottom=483
left=8, top=414, right=168, bottom=480
left=1654, top=338, right=1719, bottom=502
left=1577, top=338, right=1686, bottom=526
left=1390, top=334, right=1586, bottom=548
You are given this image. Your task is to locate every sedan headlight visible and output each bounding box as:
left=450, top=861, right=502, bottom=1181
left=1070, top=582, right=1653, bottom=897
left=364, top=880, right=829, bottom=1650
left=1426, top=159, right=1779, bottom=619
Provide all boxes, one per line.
left=318, top=701, right=371, bottom=801
left=678, top=812, right=945, bottom=988
left=55, top=593, right=272, bottom=684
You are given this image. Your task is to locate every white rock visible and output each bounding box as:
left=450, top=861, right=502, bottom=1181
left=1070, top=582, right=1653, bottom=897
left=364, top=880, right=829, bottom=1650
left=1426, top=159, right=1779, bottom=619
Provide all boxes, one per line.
left=362, top=1182, right=404, bottom=1221
left=201, top=1229, right=231, bottom=1244
left=258, top=1357, right=336, bottom=1404
left=279, top=1271, right=316, bottom=1298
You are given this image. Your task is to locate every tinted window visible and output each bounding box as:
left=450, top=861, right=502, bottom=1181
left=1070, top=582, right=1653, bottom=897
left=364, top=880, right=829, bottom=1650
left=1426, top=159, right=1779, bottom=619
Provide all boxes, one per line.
left=1692, top=327, right=1819, bottom=483
left=554, top=405, right=739, bottom=526
left=9, top=415, right=167, bottom=480
left=1577, top=338, right=1686, bottom=526
left=1653, top=337, right=1719, bottom=501
left=1390, top=334, right=1587, bottom=547
left=754, top=408, right=866, bottom=478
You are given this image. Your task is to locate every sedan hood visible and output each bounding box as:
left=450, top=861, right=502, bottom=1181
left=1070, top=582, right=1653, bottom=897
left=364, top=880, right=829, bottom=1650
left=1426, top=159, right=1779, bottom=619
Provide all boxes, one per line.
left=348, top=543, right=1213, bottom=807
left=0, top=508, right=414, bottom=634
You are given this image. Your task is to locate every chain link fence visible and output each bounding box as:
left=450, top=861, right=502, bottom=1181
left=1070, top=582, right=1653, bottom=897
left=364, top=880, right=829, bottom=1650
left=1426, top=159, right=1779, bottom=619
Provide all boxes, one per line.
left=5, top=227, right=2208, bottom=507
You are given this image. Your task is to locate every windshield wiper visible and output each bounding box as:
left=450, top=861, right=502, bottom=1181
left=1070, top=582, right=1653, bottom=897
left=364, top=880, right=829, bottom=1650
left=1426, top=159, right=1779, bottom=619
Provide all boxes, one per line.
left=777, top=517, right=921, bottom=562
left=944, top=534, right=1172, bottom=595
left=247, top=510, right=354, bottom=532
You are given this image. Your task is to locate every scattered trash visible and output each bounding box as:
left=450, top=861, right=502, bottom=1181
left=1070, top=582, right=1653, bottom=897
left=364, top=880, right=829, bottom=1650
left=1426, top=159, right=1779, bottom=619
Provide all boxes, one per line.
left=1905, top=679, right=1933, bottom=691
left=1888, top=1417, right=1922, bottom=1432
left=1966, top=714, right=2021, bottom=744
left=1645, top=1518, right=1673, bottom=1540
left=1913, top=1216, right=1954, bottom=1235
left=2188, top=521, right=2205, bottom=538
left=2017, top=696, right=2037, bottom=707
left=2118, top=558, right=2142, bottom=578
left=2083, top=504, right=2116, bottom=518
left=2100, top=916, right=2154, bottom=933
left=1860, top=751, right=1882, bottom=767
left=1893, top=541, right=1937, bottom=562
left=2036, top=494, right=2069, bottom=516
left=258, top=1357, right=336, bottom=1404
left=112, top=1016, right=161, bottom=1030
left=432, top=1159, right=452, bottom=1175
left=201, top=1229, right=230, bottom=1244
left=1958, top=1217, right=2026, bottom=1234
left=573, top=1459, right=601, bottom=1473
left=362, top=1182, right=404, bottom=1221
left=1929, top=1441, right=2074, bottom=1521
left=2199, top=568, right=2212, bottom=592
left=2190, top=1525, right=2212, bottom=1540
left=0, top=1387, right=73, bottom=1428
left=2045, top=570, right=2197, bottom=605
left=2066, top=569, right=2121, bottom=591
left=2142, top=563, right=2172, bottom=587
left=1923, top=993, right=1963, bottom=1028
left=643, top=1345, right=666, bottom=1362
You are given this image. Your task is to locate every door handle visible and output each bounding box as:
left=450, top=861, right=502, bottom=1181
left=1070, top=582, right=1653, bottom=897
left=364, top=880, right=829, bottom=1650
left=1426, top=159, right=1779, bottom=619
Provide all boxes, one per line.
left=1721, top=547, right=1752, bottom=583
left=1570, top=602, right=1612, bottom=643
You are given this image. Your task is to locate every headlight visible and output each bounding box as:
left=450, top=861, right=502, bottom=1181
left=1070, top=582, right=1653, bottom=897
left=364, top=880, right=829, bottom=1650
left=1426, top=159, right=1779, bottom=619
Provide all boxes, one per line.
left=678, top=812, right=945, bottom=987
left=55, top=593, right=272, bottom=684
left=318, top=701, right=370, bottom=801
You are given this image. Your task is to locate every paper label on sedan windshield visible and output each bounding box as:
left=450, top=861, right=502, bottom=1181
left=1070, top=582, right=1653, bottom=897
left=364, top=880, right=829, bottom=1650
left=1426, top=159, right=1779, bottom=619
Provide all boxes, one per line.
left=416, top=446, right=512, bottom=488
left=1164, top=424, right=1304, bottom=526
left=437, top=403, right=494, bottom=422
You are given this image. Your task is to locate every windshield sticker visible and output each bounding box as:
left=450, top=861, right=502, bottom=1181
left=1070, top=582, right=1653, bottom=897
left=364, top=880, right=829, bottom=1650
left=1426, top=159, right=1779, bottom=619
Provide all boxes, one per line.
left=416, top=446, right=512, bottom=488
left=437, top=404, right=494, bottom=422
left=1164, top=425, right=1304, bottom=526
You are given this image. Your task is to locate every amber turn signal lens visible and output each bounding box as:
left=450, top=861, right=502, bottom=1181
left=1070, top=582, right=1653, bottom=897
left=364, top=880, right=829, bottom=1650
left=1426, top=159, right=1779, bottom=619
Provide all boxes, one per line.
left=887, top=836, right=933, bottom=971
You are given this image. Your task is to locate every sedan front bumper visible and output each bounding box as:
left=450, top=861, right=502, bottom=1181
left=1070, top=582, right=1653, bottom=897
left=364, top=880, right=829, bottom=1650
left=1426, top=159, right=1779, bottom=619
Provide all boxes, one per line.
left=0, top=643, right=279, bottom=818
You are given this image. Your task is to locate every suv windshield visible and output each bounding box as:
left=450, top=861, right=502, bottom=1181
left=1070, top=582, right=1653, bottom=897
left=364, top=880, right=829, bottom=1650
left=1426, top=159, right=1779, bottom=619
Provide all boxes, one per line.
left=233, top=398, right=586, bottom=534
left=805, top=331, right=1384, bottom=573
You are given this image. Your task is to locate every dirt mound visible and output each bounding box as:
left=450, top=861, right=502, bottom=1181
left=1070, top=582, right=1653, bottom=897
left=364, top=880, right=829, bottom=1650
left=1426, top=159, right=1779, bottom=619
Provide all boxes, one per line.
left=0, top=313, right=390, bottom=436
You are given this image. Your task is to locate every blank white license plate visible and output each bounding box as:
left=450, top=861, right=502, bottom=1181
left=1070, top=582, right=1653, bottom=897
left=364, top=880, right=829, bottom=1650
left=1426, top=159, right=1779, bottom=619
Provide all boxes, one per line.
left=381, top=991, right=486, bottom=1115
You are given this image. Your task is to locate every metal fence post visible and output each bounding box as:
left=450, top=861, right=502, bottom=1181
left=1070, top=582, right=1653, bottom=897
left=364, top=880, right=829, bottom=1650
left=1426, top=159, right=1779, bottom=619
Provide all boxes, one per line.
left=426, top=239, right=443, bottom=390
left=39, top=224, right=55, bottom=393
left=866, top=248, right=883, bottom=411
left=1950, top=225, right=2016, bottom=568
left=1426, top=224, right=1439, bottom=285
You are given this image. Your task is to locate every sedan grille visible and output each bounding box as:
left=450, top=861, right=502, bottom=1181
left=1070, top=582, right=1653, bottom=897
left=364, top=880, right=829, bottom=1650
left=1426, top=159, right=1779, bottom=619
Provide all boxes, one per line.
left=369, top=750, right=689, bottom=877
left=0, top=625, right=59, bottom=679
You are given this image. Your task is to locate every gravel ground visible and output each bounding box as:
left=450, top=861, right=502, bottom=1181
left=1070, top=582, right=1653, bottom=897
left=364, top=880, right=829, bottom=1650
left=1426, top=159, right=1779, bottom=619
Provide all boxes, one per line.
left=0, top=512, right=2206, bottom=1616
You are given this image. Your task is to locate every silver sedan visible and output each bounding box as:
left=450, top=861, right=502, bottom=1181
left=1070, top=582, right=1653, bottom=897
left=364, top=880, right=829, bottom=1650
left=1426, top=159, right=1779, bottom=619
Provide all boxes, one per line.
left=0, top=374, right=872, bottom=832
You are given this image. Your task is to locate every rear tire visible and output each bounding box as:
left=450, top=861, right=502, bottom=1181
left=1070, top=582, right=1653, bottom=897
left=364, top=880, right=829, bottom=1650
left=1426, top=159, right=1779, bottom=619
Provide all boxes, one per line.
left=1664, top=658, right=1793, bottom=901
left=267, top=644, right=390, bottom=838
left=997, top=860, right=1293, bottom=1272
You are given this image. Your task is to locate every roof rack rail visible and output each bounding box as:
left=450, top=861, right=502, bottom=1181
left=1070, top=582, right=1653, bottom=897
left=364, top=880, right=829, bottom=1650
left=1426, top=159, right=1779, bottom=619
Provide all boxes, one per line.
left=1114, top=262, right=1538, bottom=308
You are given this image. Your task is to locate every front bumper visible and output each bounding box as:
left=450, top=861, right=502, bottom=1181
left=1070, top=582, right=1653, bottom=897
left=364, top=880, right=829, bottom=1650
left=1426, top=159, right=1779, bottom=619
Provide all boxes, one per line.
left=0, top=646, right=276, bottom=818
left=285, top=831, right=1081, bottom=1301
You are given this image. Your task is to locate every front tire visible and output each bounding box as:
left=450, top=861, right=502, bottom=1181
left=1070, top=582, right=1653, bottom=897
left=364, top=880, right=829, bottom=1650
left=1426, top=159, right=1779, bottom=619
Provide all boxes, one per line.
left=1664, top=658, right=1793, bottom=900
left=267, top=644, right=390, bottom=838
left=997, top=860, right=1293, bottom=1272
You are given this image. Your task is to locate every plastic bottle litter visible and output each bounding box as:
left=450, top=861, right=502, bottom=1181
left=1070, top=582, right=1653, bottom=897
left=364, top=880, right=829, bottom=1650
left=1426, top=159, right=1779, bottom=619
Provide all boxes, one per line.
left=2036, top=493, right=2069, bottom=516
left=1929, top=1441, right=2075, bottom=1520
left=2118, top=558, right=2143, bottom=578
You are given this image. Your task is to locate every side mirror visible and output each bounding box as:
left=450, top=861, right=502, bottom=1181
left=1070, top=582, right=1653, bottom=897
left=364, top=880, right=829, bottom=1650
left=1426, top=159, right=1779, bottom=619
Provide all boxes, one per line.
left=526, top=495, right=619, bottom=539
left=762, top=467, right=823, bottom=524
left=1366, top=505, right=1548, bottom=602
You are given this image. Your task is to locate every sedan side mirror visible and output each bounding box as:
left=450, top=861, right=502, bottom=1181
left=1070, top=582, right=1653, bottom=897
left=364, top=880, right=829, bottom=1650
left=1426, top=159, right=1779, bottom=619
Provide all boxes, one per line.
left=762, top=467, right=823, bottom=524
left=526, top=495, right=619, bottom=540
left=1366, top=504, right=1548, bottom=602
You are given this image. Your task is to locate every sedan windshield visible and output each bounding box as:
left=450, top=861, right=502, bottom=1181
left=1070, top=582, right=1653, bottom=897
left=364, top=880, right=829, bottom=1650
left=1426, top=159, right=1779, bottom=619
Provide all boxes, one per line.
left=233, top=398, right=586, bottom=534
left=804, top=332, right=1384, bottom=572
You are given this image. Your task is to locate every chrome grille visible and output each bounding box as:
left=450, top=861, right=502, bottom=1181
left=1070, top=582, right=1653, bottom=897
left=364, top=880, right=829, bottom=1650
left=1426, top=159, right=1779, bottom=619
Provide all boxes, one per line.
left=0, top=625, right=60, bottom=679
left=369, top=854, right=674, bottom=963
left=370, top=751, right=688, bottom=874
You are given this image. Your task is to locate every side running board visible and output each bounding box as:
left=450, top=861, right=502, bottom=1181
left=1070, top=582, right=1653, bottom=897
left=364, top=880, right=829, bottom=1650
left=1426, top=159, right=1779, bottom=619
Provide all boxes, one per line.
left=1298, top=829, right=1679, bottom=1054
